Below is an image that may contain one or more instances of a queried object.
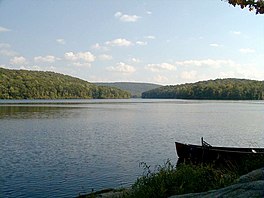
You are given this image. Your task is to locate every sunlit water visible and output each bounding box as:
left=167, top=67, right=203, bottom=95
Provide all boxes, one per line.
left=1, top=99, right=264, bottom=197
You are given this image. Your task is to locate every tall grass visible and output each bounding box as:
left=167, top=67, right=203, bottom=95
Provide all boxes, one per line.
left=79, top=157, right=264, bottom=198
left=126, top=160, right=238, bottom=198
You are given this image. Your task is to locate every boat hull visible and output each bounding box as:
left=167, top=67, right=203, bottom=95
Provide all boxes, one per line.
left=175, top=141, right=264, bottom=166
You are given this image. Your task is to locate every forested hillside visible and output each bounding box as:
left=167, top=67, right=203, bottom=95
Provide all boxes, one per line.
left=0, top=68, right=131, bottom=99
left=95, top=82, right=161, bottom=98
left=142, top=78, right=264, bottom=100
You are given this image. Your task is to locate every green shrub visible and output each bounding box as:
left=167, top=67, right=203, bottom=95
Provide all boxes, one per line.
left=126, top=160, right=238, bottom=198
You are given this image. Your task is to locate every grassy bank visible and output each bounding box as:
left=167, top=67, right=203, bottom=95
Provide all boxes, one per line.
left=125, top=160, right=238, bottom=198
left=79, top=158, right=264, bottom=198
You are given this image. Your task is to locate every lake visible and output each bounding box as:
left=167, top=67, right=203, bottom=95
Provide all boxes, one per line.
left=1, top=99, right=264, bottom=197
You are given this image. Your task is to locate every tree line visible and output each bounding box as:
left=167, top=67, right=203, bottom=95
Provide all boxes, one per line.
left=95, top=82, right=161, bottom=98
left=0, top=68, right=131, bottom=99
left=142, top=78, right=264, bottom=100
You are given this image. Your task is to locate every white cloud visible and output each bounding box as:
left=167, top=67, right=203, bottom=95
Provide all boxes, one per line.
left=0, top=26, right=11, bottom=32
left=91, top=43, right=109, bottom=51
left=146, top=11, right=152, bottom=15
left=34, top=55, right=59, bottom=63
left=175, top=59, right=238, bottom=69
left=231, top=31, right=241, bottom=35
left=10, top=56, right=27, bottom=65
left=64, top=51, right=95, bottom=62
left=92, top=43, right=101, bottom=49
left=105, top=38, right=133, bottom=47
left=241, top=68, right=264, bottom=79
left=239, top=48, right=255, bottom=53
left=107, top=62, right=136, bottom=74
left=0, top=64, right=6, bottom=68
left=153, top=75, right=168, bottom=83
left=114, top=12, right=122, bottom=17
left=130, top=58, right=140, bottom=63
left=211, top=64, right=263, bottom=81
left=209, top=43, right=220, bottom=47
left=174, top=59, right=264, bottom=82
left=136, top=41, right=147, bottom=46
left=145, top=35, right=156, bottom=39
left=180, top=70, right=197, bottom=80
left=145, top=63, right=176, bottom=72
left=114, top=12, right=140, bottom=22
left=73, top=62, right=91, bottom=68
left=56, top=38, right=66, bottom=45
left=227, top=64, right=264, bottom=80
left=98, top=54, right=113, bottom=61
left=65, top=51, right=95, bottom=69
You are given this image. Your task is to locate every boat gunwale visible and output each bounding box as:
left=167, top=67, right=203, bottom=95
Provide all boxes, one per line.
left=175, top=141, right=264, bottom=154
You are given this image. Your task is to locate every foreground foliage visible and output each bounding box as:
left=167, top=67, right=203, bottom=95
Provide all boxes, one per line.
left=79, top=157, right=264, bottom=198
left=224, top=0, right=264, bottom=14
left=142, top=78, right=264, bottom=100
left=126, top=161, right=238, bottom=198
left=0, top=67, right=131, bottom=99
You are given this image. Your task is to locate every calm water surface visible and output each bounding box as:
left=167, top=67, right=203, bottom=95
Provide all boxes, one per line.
left=1, top=99, right=264, bottom=197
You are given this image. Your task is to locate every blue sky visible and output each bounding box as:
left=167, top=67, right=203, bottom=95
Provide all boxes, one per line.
left=0, top=0, right=263, bottom=85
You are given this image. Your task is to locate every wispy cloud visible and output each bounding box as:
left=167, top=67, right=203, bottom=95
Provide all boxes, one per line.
left=239, top=48, right=255, bottom=54
left=219, top=64, right=264, bottom=80
left=146, top=10, right=152, bottom=15
left=73, top=62, right=91, bottom=68
left=56, top=38, right=66, bottom=45
left=130, top=58, right=140, bottom=63
left=209, top=43, right=220, bottom=47
left=98, top=54, right=113, bottom=61
left=175, top=59, right=238, bottom=69
left=0, top=26, right=11, bottom=32
left=0, top=43, right=18, bottom=56
left=230, top=31, right=241, bottom=35
left=145, top=35, right=156, bottom=40
left=64, top=51, right=95, bottom=62
left=136, top=41, right=147, bottom=46
left=107, top=62, right=136, bottom=74
left=153, top=75, right=168, bottom=83
left=114, top=12, right=141, bottom=22
left=34, top=55, right=60, bottom=63
left=105, top=38, right=133, bottom=47
left=91, top=43, right=109, bottom=51
left=180, top=70, right=197, bottom=80
left=145, top=63, right=176, bottom=72
left=10, top=56, right=27, bottom=65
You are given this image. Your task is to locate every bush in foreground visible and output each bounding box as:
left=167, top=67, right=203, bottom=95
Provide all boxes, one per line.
left=79, top=157, right=264, bottom=198
left=126, top=160, right=238, bottom=198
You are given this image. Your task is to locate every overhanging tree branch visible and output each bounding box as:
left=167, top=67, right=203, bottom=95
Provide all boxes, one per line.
left=223, top=0, right=264, bottom=14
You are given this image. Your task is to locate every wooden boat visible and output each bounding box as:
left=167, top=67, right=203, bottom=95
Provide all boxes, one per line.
left=175, top=138, right=264, bottom=165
